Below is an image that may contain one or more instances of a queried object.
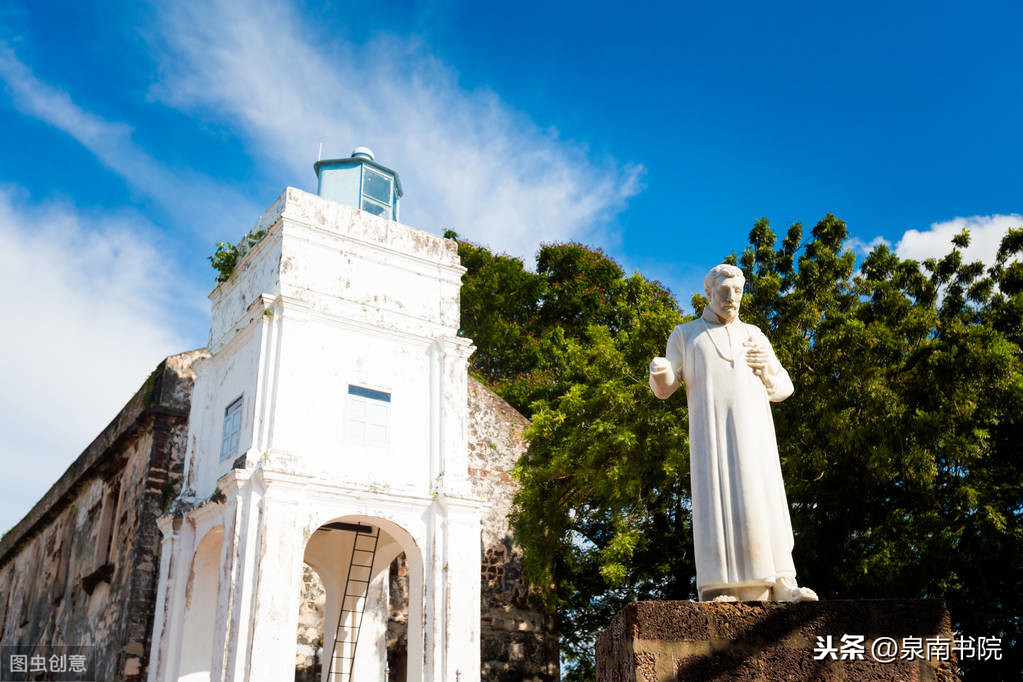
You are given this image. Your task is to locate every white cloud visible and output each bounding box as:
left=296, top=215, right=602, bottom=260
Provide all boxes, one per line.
left=0, top=188, right=201, bottom=533
left=0, top=42, right=262, bottom=239
left=843, top=235, right=891, bottom=257
left=149, top=0, right=642, bottom=262
left=895, top=214, right=1023, bottom=266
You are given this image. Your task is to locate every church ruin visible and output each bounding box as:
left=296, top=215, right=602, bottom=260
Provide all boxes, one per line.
left=0, top=150, right=558, bottom=681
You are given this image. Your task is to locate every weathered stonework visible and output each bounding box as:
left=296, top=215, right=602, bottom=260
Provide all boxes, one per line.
left=385, top=554, right=411, bottom=680
left=596, top=600, right=960, bottom=682
left=0, top=351, right=203, bottom=682
left=295, top=565, right=326, bottom=681
left=466, top=378, right=559, bottom=682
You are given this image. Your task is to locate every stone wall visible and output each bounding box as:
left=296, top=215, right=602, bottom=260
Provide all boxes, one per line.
left=466, top=378, right=559, bottom=682
left=596, top=600, right=960, bottom=682
left=386, top=555, right=410, bottom=680
left=295, top=564, right=326, bottom=682
left=0, top=351, right=201, bottom=682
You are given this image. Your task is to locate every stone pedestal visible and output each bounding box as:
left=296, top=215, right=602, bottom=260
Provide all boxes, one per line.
left=596, top=600, right=960, bottom=682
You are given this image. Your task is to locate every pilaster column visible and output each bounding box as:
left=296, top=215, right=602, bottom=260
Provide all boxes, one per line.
left=217, top=470, right=264, bottom=681
left=443, top=497, right=483, bottom=681
left=244, top=472, right=306, bottom=681
left=147, top=514, right=184, bottom=682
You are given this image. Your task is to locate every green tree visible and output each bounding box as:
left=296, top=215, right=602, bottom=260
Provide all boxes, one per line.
left=738, top=216, right=1023, bottom=681
left=452, top=218, right=1023, bottom=681
left=452, top=235, right=691, bottom=678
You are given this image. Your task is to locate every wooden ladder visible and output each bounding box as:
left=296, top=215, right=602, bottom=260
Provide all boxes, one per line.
left=325, top=523, right=381, bottom=681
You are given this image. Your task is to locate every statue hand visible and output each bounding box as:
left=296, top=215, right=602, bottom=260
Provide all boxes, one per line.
left=649, top=357, right=679, bottom=399
left=743, top=341, right=775, bottom=391
left=649, top=357, right=672, bottom=374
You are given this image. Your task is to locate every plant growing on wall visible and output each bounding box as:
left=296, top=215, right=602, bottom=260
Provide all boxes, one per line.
left=208, top=229, right=268, bottom=283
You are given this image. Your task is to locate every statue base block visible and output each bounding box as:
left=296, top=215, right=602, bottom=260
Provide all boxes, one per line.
left=595, top=600, right=960, bottom=681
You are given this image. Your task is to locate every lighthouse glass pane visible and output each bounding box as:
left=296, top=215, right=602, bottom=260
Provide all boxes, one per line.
left=318, top=165, right=361, bottom=205
left=362, top=167, right=393, bottom=203
left=360, top=198, right=389, bottom=217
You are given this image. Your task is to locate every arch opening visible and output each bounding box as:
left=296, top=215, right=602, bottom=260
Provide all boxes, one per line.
left=178, top=526, right=223, bottom=682
left=295, top=516, right=423, bottom=682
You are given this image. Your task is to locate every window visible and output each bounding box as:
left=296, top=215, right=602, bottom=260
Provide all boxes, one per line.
left=93, top=484, right=120, bottom=569
left=220, top=396, right=244, bottom=460
left=347, top=385, right=390, bottom=447
left=82, top=483, right=121, bottom=593
left=360, top=167, right=393, bottom=218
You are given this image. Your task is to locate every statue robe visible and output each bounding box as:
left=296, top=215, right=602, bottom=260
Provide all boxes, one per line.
left=651, top=310, right=797, bottom=600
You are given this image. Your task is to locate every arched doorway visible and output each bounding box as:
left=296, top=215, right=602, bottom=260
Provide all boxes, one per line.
left=297, top=517, right=423, bottom=682
left=178, top=526, right=223, bottom=682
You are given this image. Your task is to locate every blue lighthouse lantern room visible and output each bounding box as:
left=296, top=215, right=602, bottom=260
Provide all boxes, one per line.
left=314, top=147, right=403, bottom=221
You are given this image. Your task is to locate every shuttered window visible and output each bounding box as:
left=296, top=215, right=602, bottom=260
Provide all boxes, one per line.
left=220, top=396, right=243, bottom=459
left=347, top=385, right=390, bottom=447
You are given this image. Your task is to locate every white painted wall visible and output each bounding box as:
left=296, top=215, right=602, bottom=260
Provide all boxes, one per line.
left=150, top=189, right=484, bottom=682
left=181, top=188, right=470, bottom=501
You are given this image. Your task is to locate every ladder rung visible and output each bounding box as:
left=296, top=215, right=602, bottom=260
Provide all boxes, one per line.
left=327, top=525, right=381, bottom=682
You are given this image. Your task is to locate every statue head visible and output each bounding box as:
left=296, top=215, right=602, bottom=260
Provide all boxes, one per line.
left=704, top=264, right=745, bottom=323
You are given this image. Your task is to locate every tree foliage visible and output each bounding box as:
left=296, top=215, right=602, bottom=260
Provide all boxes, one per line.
left=452, top=235, right=689, bottom=678
left=452, top=217, right=1023, bottom=681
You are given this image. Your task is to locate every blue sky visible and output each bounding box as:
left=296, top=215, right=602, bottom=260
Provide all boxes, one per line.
left=1, top=0, right=1021, bottom=532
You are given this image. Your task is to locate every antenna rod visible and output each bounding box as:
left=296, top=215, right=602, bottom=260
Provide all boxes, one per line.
left=317, top=142, right=323, bottom=161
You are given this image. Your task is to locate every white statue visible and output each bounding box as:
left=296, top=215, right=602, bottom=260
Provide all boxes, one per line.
left=649, top=264, right=818, bottom=602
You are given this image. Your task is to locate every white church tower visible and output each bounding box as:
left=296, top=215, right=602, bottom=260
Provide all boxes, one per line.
left=148, top=150, right=484, bottom=682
